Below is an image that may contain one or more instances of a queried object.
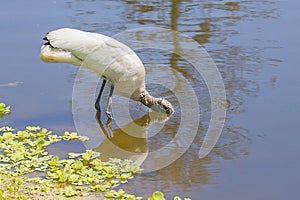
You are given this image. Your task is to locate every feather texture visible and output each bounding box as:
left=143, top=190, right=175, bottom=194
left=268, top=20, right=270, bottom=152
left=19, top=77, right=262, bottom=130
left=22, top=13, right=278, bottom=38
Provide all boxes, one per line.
left=40, top=28, right=174, bottom=114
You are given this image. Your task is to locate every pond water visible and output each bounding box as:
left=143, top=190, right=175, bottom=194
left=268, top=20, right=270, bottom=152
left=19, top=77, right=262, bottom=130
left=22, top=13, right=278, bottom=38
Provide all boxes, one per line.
left=1, top=0, right=300, bottom=199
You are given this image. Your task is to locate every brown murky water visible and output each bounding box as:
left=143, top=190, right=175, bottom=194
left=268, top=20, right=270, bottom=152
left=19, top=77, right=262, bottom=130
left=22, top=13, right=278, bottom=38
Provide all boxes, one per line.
left=1, top=0, right=300, bottom=199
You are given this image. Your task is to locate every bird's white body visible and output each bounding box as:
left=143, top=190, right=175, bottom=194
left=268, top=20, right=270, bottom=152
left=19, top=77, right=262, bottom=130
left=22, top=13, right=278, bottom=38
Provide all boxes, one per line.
left=40, top=28, right=146, bottom=100
left=40, top=28, right=174, bottom=115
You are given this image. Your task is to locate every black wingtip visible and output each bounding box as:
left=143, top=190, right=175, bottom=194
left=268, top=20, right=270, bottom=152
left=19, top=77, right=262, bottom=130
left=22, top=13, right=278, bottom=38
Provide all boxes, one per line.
left=43, top=36, right=48, bottom=41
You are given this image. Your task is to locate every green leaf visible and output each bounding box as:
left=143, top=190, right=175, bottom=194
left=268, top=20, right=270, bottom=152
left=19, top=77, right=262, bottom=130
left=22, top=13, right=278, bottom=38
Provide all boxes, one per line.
left=68, top=152, right=82, bottom=159
left=64, top=185, right=80, bottom=197
left=126, top=197, right=135, bottom=200
left=26, top=126, right=41, bottom=132
left=0, top=103, right=10, bottom=117
left=120, top=173, right=128, bottom=183
left=10, top=151, right=25, bottom=162
left=0, top=103, right=5, bottom=111
left=36, top=137, right=46, bottom=147
left=63, top=164, right=73, bottom=180
left=0, top=126, right=14, bottom=132
left=105, top=190, right=117, bottom=198
left=17, top=130, right=30, bottom=141
left=152, top=191, right=165, bottom=200
left=82, top=150, right=93, bottom=163
left=71, top=160, right=84, bottom=170
left=36, top=129, right=48, bottom=137
left=69, top=173, right=80, bottom=183
left=48, top=156, right=59, bottom=166
left=90, top=184, right=109, bottom=192
left=2, top=132, right=14, bottom=140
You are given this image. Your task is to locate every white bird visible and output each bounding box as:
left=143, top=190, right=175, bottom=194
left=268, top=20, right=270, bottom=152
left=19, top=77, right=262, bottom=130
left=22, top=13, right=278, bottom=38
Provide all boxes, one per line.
left=40, top=28, right=174, bottom=119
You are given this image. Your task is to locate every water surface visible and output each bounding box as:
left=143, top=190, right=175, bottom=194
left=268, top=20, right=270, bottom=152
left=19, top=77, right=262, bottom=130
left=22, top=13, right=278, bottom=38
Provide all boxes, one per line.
left=0, top=0, right=299, bottom=199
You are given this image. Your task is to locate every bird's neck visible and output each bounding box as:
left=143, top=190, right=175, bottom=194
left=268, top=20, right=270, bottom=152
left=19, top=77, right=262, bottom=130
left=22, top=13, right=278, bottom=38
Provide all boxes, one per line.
left=139, top=91, right=160, bottom=109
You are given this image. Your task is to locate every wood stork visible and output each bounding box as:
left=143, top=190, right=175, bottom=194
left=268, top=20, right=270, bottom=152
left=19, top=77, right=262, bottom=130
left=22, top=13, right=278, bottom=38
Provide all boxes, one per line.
left=40, top=28, right=174, bottom=119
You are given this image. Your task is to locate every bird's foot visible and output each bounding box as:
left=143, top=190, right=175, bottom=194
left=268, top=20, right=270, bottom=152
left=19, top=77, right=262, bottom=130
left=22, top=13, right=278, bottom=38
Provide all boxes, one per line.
left=105, top=110, right=113, bottom=120
left=105, top=111, right=113, bottom=134
left=106, top=118, right=113, bottom=135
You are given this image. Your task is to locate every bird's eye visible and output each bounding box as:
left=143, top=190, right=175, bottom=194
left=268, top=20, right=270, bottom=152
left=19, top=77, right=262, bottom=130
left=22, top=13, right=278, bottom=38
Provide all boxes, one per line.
left=166, top=109, right=171, bottom=115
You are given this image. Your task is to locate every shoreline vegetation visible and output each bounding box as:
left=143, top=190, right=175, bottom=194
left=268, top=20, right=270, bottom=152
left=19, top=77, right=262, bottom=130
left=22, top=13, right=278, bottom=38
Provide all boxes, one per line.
left=0, top=102, right=191, bottom=200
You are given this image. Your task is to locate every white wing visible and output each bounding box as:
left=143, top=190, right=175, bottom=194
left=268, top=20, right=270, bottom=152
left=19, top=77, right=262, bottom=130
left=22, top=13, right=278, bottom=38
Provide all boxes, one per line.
left=46, top=28, right=110, bottom=61
left=42, top=28, right=145, bottom=82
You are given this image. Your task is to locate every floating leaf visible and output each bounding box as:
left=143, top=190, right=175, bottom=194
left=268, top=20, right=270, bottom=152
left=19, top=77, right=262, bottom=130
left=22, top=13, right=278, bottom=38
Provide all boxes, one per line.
left=0, top=126, right=14, bottom=132
left=149, top=191, right=165, bottom=200
left=68, top=152, right=82, bottom=159
left=17, top=130, right=30, bottom=141
left=2, top=132, right=15, bottom=141
left=71, top=160, right=84, bottom=170
left=26, top=126, right=41, bottom=132
left=0, top=103, right=10, bottom=117
left=64, top=185, right=80, bottom=197
left=90, top=184, right=109, bottom=192
left=36, top=137, right=46, bottom=147
left=48, top=156, right=59, bottom=166
left=69, top=174, right=80, bottom=184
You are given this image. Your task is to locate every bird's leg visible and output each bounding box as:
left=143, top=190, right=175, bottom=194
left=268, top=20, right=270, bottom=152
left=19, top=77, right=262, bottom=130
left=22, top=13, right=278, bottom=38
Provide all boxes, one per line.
left=95, top=111, right=114, bottom=138
left=106, top=118, right=113, bottom=137
left=95, top=79, right=107, bottom=112
left=105, top=84, right=114, bottom=120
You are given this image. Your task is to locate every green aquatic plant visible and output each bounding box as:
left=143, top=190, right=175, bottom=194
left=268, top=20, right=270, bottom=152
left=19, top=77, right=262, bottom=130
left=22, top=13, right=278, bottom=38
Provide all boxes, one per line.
left=0, top=126, right=141, bottom=199
left=0, top=103, right=10, bottom=118
left=148, top=191, right=191, bottom=200
left=148, top=191, right=165, bottom=200
left=0, top=103, right=191, bottom=199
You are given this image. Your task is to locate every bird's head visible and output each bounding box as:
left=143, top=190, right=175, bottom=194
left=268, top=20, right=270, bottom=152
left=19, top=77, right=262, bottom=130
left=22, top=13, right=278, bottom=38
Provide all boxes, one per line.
left=140, top=92, right=174, bottom=115
left=151, top=98, right=174, bottom=115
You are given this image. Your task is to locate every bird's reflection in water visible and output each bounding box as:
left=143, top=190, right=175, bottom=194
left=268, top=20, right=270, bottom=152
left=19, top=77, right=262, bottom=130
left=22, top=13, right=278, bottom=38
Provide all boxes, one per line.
left=94, top=111, right=171, bottom=166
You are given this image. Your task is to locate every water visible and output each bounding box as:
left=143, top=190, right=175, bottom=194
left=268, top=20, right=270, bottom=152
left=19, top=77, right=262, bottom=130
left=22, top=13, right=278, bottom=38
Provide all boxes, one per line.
left=1, top=0, right=300, bottom=199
